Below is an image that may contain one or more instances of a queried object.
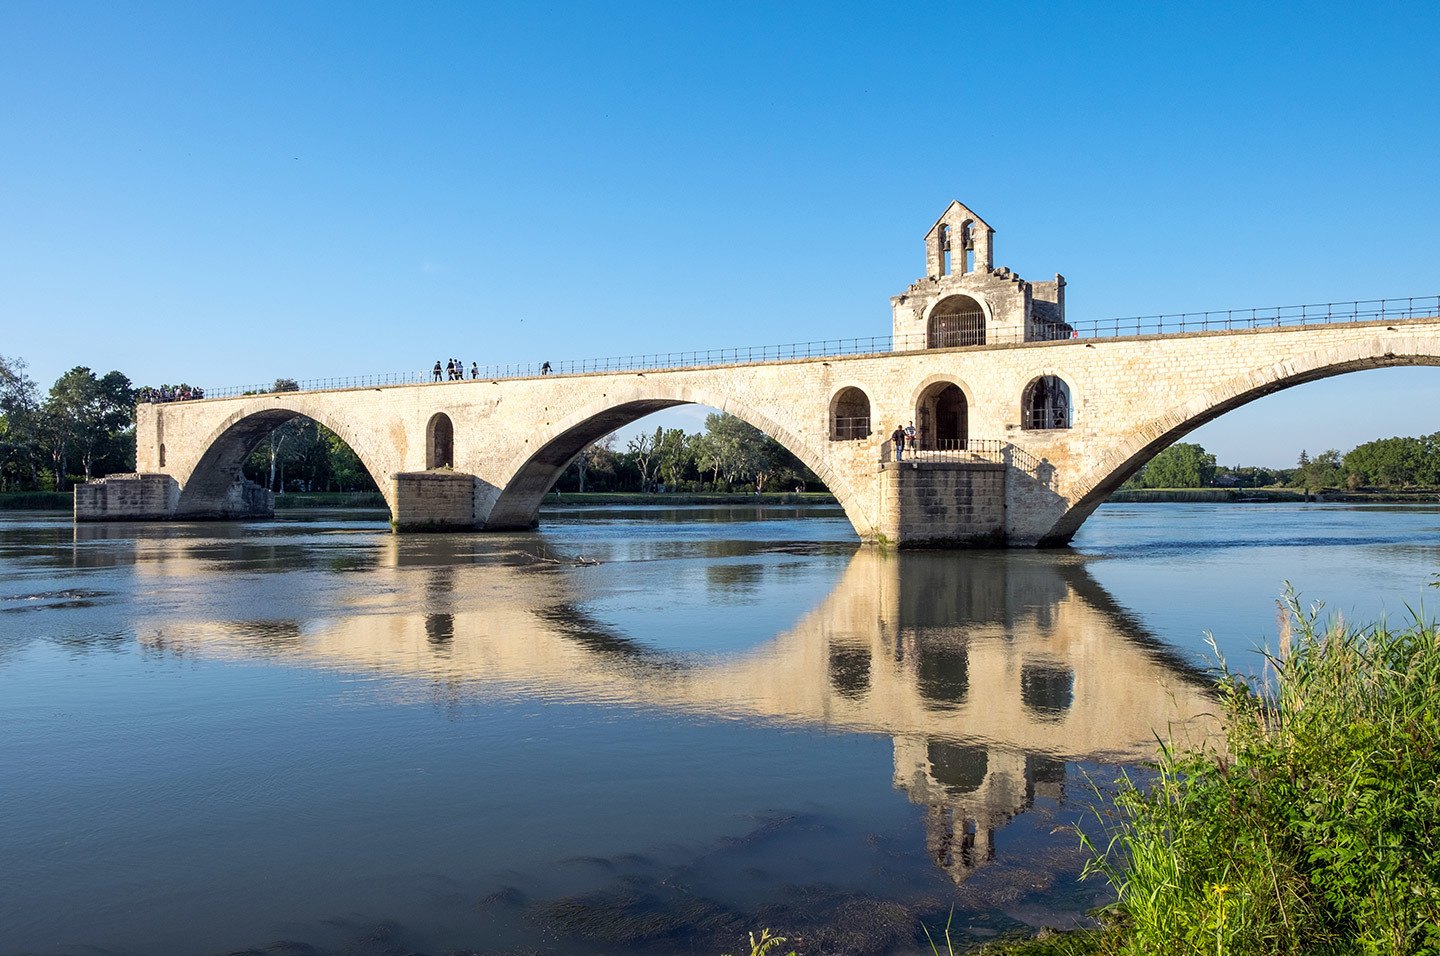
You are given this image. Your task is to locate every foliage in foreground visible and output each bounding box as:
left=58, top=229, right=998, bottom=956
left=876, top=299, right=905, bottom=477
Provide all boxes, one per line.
left=1082, top=594, right=1440, bottom=955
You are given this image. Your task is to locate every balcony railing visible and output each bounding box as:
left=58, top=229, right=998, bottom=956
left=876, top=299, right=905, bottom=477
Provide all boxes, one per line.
left=173, top=293, right=1437, bottom=401
left=881, top=438, right=1049, bottom=484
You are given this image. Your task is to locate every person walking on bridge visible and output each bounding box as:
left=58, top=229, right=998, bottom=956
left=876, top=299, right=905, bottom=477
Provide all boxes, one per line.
left=432, top=360, right=442, bottom=382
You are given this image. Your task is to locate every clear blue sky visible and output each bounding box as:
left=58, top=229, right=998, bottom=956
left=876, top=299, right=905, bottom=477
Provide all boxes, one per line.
left=2, top=2, right=1437, bottom=467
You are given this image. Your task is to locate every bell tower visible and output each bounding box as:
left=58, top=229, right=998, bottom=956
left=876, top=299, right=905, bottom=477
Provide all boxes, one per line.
left=891, top=201, right=1068, bottom=351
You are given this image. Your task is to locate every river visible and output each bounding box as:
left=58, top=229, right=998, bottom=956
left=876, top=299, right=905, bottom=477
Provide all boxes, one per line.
left=1, top=502, right=1437, bottom=955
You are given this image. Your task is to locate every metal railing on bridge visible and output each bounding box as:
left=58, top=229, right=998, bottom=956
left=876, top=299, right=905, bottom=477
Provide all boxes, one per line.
left=881, top=438, right=1050, bottom=485
left=183, top=293, right=1438, bottom=402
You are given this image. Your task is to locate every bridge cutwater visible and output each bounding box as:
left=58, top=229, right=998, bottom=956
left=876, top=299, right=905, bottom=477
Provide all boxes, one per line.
left=76, top=201, right=1440, bottom=547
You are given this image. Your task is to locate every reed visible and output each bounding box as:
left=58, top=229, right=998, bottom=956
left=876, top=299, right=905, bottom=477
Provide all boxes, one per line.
left=1080, top=592, right=1440, bottom=955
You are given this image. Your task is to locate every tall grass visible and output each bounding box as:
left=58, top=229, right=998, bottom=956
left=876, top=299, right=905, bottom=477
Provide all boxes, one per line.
left=1082, top=594, right=1440, bottom=955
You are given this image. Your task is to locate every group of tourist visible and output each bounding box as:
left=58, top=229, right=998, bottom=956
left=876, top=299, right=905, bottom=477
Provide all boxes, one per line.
left=431, top=359, right=554, bottom=381
left=433, top=358, right=476, bottom=381
left=138, top=384, right=204, bottom=403
left=890, top=421, right=918, bottom=459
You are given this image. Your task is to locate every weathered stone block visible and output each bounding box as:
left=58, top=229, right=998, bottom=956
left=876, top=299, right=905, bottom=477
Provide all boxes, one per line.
left=394, top=471, right=476, bottom=531
left=75, top=473, right=180, bottom=521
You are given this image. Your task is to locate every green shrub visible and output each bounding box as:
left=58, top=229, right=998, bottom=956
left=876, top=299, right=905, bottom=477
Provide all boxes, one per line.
left=1082, top=594, right=1440, bottom=955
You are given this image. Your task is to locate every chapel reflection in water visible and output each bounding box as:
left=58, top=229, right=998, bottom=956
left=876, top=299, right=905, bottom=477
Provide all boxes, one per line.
left=121, top=533, right=1216, bottom=887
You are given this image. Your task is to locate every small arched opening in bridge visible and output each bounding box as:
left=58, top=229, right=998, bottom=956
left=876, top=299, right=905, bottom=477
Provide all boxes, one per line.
left=1021, top=375, right=1071, bottom=430
left=830, top=387, right=872, bottom=441
left=426, top=413, right=455, bottom=469
left=928, top=295, right=986, bottom=348
left=178, top=406, right=387, bottom=518
left=916, top=381, right=969, bottom=451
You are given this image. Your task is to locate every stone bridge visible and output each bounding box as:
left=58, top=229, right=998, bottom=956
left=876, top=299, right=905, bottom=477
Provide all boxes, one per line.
left=76, top=201, right=1440, bottom=547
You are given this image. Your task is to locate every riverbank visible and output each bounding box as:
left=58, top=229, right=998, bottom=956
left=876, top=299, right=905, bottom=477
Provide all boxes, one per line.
left=273, top=490, right=840, bottom=508
left=1110, top=487, right=1440, bottom=504
left=543, top=491, right=837, bottom=506
left=6, top=487, right=1436, bottom=512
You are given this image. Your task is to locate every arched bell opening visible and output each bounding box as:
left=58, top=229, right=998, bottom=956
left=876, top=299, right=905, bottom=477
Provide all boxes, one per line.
left=927, top=295, right=986, bottom=349
left=916, top=381, right=969, bottom=451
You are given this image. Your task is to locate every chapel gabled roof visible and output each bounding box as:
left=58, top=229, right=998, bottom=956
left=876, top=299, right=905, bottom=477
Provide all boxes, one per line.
left=925, top=200, right=993, bottom=238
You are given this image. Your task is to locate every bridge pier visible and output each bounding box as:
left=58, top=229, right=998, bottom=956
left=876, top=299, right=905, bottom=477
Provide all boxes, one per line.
left=392, top=471, right=477, bottom=531
left=74, top=473, right=180, bottom=521
left=74, top=473, right=275, bottom=521
left=877, top=461, right=1007, bottom=547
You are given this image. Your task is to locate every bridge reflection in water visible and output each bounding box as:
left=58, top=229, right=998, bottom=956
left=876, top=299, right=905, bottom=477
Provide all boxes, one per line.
left=113, top=530, right=1218, bottom=888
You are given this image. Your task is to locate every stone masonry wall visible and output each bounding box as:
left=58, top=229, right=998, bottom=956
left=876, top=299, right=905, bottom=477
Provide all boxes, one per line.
left=74, top=473, right=180, bottom=521
left=878, top=462, right=1005, bottom=547
left=393, top=471, right=477, bottom=530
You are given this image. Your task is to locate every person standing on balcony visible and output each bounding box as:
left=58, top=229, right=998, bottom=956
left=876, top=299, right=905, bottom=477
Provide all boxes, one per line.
left=904, top=421, right=917, bottom=452
left=891, top=424, right=906, bottom=461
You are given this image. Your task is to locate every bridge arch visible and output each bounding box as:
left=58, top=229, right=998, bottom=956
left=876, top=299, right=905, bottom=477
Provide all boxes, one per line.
left=484, top=383, right=870, bottom=537
left=1043, top=334, right=1440, bottom=544
left=175, top=399, right=396, bottom=517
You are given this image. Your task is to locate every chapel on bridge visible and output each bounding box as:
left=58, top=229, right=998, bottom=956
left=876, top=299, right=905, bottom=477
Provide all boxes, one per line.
left=890, top=201, right=1070, bottom=349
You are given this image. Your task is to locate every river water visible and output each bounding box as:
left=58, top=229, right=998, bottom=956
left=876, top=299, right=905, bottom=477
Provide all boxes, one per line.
left=2, top=502, right=1437, bottom=956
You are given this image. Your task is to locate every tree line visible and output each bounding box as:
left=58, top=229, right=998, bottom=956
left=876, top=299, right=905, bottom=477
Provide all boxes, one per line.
left=1129, top=433, right=1440, bottom=492
left=1, top=356, right=136, bottom=492
left=557, top=412, right=820, bottom=494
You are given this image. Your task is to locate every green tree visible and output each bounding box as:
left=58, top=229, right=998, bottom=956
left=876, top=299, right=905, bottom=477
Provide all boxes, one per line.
left=1139, top=442, right=1217, bottom=488
left=656, top=427, right=692, bottom=490
left=0, top=355, right=42, bottom=490
left=626, top=428, right=658, bottom=490
left=1214, top=465, right=1280, bottom=488
left=41, top=367, right=135, bottom=489
left=321, top=427, right=377, bottom=491
left=701, top=412, right=816, bottom=492
left=1292, top=448, right=1344, bottom=493
left=1343, top=435, right=1437, bottom=487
